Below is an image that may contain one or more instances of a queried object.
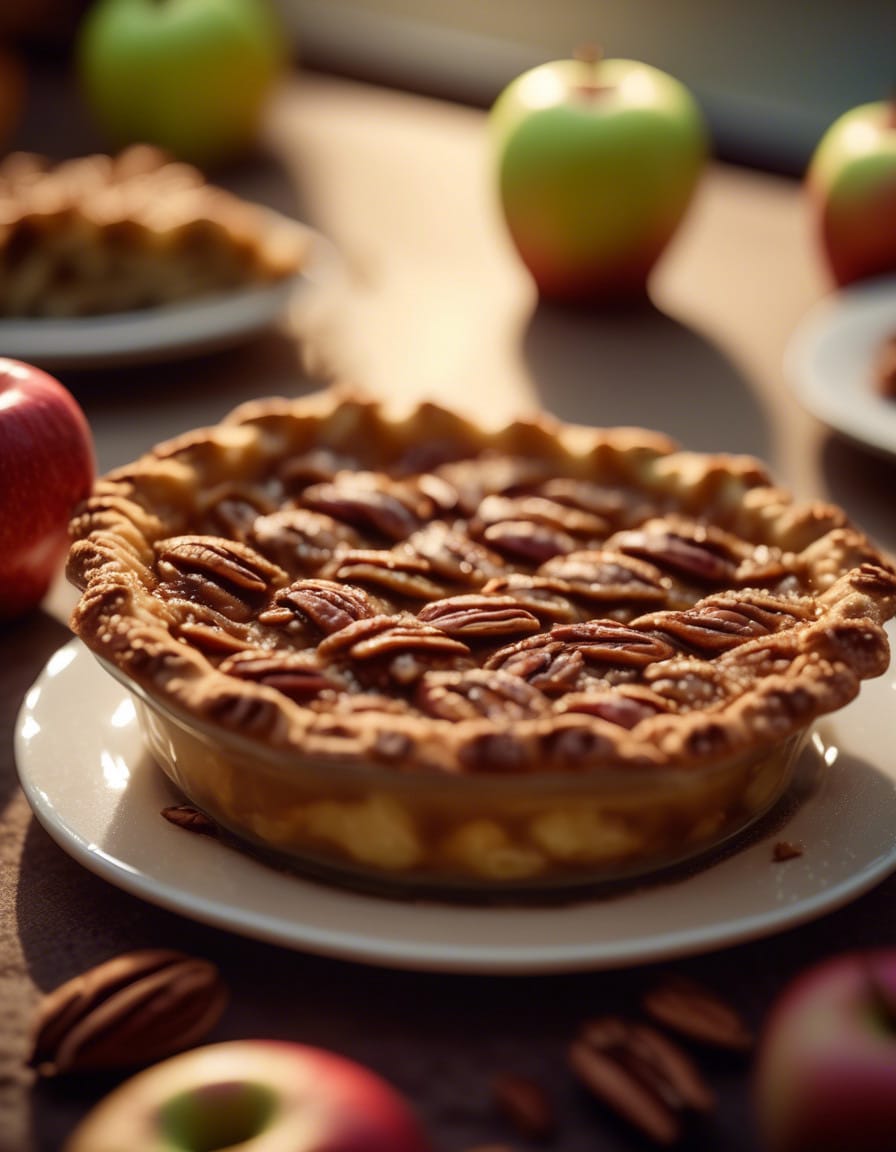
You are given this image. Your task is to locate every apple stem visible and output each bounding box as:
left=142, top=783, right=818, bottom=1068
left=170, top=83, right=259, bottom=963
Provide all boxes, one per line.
left=573, top=42, right=609, bottom=101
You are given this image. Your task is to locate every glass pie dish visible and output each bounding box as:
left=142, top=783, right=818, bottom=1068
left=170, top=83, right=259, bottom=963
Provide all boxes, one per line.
left=67, top=391, right=896, bottom=897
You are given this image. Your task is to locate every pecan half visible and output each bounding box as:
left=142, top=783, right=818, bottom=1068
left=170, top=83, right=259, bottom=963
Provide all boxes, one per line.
left=219, top=649, right=345, bottom=700
left=318, top=613, right=471, bottom=686
left=161, top=804, right=218, bottom=836
left=492, top=1071, right=556, bottom=1141
left=250, top=507, right=362, bottom=573
left=155, top=535, right=286, bottom=622
left=200, top=485, right=275, bottom=542
left=560, top=686, right=668, bottom=728
left=485, top=634, right=586, bottom=696
left=605, top=526, right=739, bottom=585
left=29, top=950, right=228, bottom=1076
left=479, top=520, right=577, bottom=565
left=480, top=574, right=584, bottom=623
left=538, top=549, right=669, bottom=608
left=302, top=471, right=430, bottom=539
left=550, top=621, right=676, bottom=669
left=402, top=521, right=505, bottom=586
left=642, top=976, right=753, bottom=1052
left=474, top=493, right=609, bottom=539
left=417, top=594, right=541, bottom=641
left=416, top=669, right=549, bottom=721
left=569, top=1016, right=713, bottom=1146
left=259, top=579, right=378, bottom=635
left=322, top=549, right=446, bottom=601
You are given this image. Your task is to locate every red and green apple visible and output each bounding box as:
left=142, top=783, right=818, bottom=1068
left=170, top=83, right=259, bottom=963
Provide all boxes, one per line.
left=0, top=359, right=95, bottom=621
left=489, top=53, right=708, bottom=303
left=77, top=0, right=287, bottom=168
left=64, top=1039, right=434, bottom=1152
left=806, top=99, right=896, bottom=287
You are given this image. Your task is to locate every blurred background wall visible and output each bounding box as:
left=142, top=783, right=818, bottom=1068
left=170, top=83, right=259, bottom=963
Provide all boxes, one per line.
left=275, top=0, right=895, bottom=174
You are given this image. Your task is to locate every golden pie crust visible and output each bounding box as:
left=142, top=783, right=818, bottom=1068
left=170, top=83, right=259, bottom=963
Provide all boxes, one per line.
left=0, top=146, right=311, bottom=317
left=66, top=391, right=896, bottom=890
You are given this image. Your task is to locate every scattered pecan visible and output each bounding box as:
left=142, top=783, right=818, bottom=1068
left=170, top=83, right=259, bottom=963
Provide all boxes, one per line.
left=154, top=535, right=286, bottom=622
left=569, top=1016, right=713, bottom=1146
left=416, top=669, right=549, bottom=722
left=161, top=804, right=218, bottom=836
left=417, top=594, right=541, bottom=641
left=29, top=950, right=228, bottom=1076
left=773, top=839, right=804, bottom=862
left=492, top=1071, right=556, bottom=1141
left=643, top=976, right=753, bottom=1052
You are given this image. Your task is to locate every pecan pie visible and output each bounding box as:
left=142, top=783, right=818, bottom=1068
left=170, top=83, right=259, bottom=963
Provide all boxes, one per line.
left=0, top=146, right=311, bottom=317
left=66, top=391, right=896, bottom=893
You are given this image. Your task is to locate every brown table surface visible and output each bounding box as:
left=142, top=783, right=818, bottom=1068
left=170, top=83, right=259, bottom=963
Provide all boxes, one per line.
left=2, top=62, right=895, bottom=1152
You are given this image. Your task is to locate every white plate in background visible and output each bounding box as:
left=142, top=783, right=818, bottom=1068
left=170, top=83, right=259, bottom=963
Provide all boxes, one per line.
left=786, top=274, right=896, bottom=457
left=0, top=224, right=336, bottom=371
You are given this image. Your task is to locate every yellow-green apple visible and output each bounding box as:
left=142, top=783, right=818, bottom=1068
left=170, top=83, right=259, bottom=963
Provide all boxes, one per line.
left=490, top=53, right=708, bottom=302
left=76, top=0, right=287, bottom=168
left=754, top=949, right=896, bottom=1152
left=0, top=359, right=95, bottom=621
left=64, top=1039, right=434, bottom=1152
left=807, top=99, right=896, bottom=287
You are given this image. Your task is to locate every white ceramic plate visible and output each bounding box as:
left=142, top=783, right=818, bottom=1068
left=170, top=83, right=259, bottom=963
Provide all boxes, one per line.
left=0, top=224, right=335, bottom=370
left=15, top=636, right=896, bottom=974
left=786, top=274, right=896, bottom=457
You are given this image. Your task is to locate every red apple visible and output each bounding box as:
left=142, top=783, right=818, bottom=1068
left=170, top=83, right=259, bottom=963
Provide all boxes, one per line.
left=754, top=949, right=896, bottom=1152
left=64, top=1039, right=434, bottom=1152
left=806, top=98, right=896, bottom=287
left=0, top=359, right=95, bottom=621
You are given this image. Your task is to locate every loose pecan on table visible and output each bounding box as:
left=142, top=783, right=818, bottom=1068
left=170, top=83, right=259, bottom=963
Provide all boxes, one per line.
left=29, top=950, right=228, bottom=1076
left=161, top=804, right=219, bottom=836
left=491, top=1071, right=556, bottom=1141
left=568, top=1015, right=713, bottom=1146
left=642, top=976, right=754, bottom=1052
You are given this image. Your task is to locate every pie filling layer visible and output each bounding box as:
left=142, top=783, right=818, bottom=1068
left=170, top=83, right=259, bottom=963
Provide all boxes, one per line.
left=67, top=392, right=896, bottom=889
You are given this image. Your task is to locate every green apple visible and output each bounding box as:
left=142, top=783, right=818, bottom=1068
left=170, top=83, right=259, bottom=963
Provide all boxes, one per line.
left=77, top=0, right=287, bottom=168
left=807, top=99, right=896, bottom=287
left=490, top=54, right=708, bottom=303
